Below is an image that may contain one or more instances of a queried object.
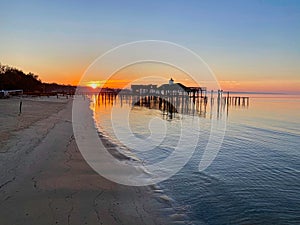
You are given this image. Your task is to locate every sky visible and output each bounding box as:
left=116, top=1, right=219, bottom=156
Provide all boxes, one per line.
left=1, top=0, right=300, bottom=92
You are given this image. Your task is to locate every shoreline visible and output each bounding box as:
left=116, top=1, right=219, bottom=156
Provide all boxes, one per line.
left=75, top=95, right=188, bottom=223
left=0, top=96, right=181, bottom=225
left=88, top=96, right=191, bottom=224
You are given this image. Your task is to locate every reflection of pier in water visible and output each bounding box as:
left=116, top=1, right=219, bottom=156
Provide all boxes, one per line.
left=95, top=89, right=249, bottom=120
left=132, top=95, right=207, bottom=119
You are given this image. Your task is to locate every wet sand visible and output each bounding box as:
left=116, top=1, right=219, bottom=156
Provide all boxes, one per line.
left=0, top=97, right=176, bottom=225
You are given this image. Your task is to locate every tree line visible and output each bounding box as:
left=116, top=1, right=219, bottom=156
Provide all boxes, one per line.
left=0, top=63, right=75, bottom=93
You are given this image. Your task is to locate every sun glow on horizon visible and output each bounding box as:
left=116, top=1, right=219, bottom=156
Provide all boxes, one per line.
left=87, top=81, right=101, bottom=89
left=90, top=83, right=98, bottom=89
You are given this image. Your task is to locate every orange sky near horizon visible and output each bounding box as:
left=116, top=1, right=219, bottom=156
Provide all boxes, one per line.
left=9, top=60, right=300, bottom=93
left=84, top=79, right=300, bottom=93
left=41, top=61, right=299, bottom=93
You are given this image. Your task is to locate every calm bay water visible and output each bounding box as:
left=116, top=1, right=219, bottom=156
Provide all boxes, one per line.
left=92, top=93, right=300, bottom=224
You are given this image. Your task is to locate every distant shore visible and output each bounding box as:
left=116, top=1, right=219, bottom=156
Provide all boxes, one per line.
left=0, top=96, right=176, bottom=225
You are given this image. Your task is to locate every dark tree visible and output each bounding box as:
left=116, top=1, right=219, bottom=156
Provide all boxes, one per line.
left=0, top=62, right=76, bottom=94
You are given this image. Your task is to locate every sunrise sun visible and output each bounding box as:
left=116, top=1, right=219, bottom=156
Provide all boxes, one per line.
left=87, top=81, right=100, bottom=89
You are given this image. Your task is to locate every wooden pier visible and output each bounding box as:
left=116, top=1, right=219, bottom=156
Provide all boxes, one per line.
left=93, top=88, right=249, bottom=120
left=91, top=78, right=250, bottom=119
left=216, top=91, right=250, bottom=106
left=90, top=78, right=250, bottom=109
left=225, top=96, right=250, bottom=106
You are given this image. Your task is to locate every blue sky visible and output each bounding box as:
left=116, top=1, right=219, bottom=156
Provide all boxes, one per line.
left=1, top=0, right=300, bottom=91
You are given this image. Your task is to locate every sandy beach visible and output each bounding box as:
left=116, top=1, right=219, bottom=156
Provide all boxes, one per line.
left=0, top=96, right=177, bottom=225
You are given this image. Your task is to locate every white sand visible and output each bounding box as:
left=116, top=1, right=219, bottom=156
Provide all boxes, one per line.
left=0, top=96, right=179, bottom=225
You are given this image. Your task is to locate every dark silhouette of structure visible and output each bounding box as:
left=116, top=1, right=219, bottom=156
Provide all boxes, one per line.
left=131, top=78, right=207, bottom=98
